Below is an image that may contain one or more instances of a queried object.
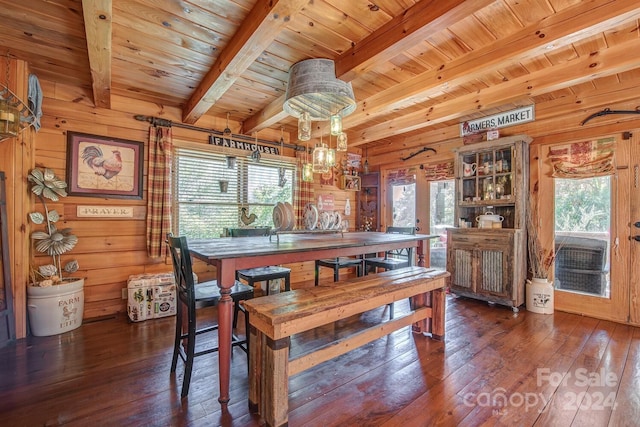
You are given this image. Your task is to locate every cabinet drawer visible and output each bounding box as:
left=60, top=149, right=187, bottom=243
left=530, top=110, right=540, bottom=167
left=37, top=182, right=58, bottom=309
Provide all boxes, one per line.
left=447, top=230, right=514, bottom=247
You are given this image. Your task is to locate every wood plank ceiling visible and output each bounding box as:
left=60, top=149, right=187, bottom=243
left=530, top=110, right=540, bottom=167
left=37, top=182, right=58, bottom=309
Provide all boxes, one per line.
left=1, top=0, right=639, bottom=161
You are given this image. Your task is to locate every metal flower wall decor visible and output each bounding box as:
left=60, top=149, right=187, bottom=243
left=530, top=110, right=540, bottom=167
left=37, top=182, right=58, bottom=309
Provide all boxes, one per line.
left=28, top=167, right=79, bottom=286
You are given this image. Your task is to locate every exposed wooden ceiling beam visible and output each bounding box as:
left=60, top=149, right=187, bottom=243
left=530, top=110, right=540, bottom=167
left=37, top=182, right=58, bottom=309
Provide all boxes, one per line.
left=380, top=73, right=640, bottom=153
left=343, top=0, right=640, bottom=131
left=334, top=0, right=492, bottom=81
left=242, top=0, right=488, bottom=134
left=352, top=36, right=640, bottom=146
left=242, top=94, right=289, bottom=135
left=182, top=0, right=310, bottom=124
left=82, top=0, right=112, bottom=109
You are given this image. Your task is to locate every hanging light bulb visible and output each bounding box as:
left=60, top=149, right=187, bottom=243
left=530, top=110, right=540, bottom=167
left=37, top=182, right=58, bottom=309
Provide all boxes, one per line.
left=312, top=143, right=329, bottom=173
left=330, top=114, right=342, bottom=135
left=302, top=162, right=314, bottom=182
left=312, top=132, right=329, bottom=173
left=223, top=112, right=232, bottom=138
left=336, top=131, right=348, bottom=151
left=302, top=142, right=314, bottom=182
left=298, top=111, right=311, bottom=141
left=326, top=148, right=336, bottom=168
left=326, top=132, right=336, bottom=167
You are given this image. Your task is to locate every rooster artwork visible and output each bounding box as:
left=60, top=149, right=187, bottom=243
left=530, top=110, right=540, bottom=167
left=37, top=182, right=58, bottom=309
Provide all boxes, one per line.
left=81, top=146, right=123, bottom=180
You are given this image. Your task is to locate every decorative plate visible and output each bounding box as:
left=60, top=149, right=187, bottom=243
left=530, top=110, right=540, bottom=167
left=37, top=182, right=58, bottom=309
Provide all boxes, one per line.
left=284, top=202, right=295, bottom=230
left=333, top=212, right=342, bottom=229
left=319, top=211, right=332, bottom=230
left=304, top=203, right=318, bottom=230
left=272, top=204, right=284, bottom=230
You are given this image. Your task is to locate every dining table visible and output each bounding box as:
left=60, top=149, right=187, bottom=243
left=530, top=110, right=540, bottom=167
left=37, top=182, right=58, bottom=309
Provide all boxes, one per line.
left=188, top=230, right=440, bottom=407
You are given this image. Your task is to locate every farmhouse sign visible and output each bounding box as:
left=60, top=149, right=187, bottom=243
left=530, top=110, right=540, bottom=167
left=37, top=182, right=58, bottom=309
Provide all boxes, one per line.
left=460, top=105, right=535, bottom=137
left=77, top=206, right=134, bottom=218
left=208, top=135, right=280, bottom=155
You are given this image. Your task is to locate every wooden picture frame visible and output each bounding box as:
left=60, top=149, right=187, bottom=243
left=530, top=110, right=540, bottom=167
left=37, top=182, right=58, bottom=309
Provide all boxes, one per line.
left=66, top=131, right=144, bottom=199
left=342, top=175, right=361, bottom=191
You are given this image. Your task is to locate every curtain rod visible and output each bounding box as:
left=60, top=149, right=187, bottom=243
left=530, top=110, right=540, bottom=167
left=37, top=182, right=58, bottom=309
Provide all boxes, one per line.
left=133, top=114, right=305, bottom=152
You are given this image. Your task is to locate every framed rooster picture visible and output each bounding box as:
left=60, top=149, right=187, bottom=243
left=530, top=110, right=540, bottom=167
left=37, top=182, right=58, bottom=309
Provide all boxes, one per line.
left=66, top=131, right=144, bottom=199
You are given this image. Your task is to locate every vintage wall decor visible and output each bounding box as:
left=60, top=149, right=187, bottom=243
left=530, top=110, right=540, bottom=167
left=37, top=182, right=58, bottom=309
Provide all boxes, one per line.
left=66, top=131, right=144, bottom=199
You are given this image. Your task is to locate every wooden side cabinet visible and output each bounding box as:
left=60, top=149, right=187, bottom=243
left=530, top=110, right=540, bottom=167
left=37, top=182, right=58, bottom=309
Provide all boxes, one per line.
left=447, top=134, right=531, bottom=311
left=447, top=229, right=525, bottom=310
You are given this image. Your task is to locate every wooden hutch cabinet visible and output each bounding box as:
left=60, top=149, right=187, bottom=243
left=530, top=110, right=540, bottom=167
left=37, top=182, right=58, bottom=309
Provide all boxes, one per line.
left=447, top=135, right=531, bottom=310
left=357, top=172, right=380, bottom=231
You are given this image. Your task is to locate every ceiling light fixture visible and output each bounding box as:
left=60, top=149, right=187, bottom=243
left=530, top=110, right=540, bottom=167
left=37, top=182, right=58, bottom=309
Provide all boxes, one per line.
left=283, top=58, right=356, bottom=143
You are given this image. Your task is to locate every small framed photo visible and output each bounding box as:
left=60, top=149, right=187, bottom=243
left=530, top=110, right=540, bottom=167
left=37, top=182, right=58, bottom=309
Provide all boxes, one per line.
left=66, top=131, right=144, bottom=199
left=342, top=175, right=361, bottom=191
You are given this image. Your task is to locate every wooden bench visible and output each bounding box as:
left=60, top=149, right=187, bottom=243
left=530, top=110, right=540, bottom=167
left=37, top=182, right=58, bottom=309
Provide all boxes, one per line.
left=242, top=266, right=449, bottom=427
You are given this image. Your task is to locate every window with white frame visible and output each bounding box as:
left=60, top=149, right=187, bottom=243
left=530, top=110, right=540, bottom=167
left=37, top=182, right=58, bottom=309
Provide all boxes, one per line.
left=173, top=146, right=295, bottom=238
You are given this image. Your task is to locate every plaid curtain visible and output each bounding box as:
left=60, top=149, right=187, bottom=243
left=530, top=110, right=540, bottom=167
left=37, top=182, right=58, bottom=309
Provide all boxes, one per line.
left=424, top=161, right=454, bottom=181
left=146, top=126, right=173, bottom=258
left=294, top=151, right=314, bottom=229
left=548, top=137, right=615, bottom=178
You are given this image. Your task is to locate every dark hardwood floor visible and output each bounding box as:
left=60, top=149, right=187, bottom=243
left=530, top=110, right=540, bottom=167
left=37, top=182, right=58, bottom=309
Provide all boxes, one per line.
left=1, top=294, right=638, bottom=427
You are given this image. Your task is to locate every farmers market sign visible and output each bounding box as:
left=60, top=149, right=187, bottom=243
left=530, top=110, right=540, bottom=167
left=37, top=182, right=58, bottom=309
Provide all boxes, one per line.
left=460, top=105, right=535, bottom=137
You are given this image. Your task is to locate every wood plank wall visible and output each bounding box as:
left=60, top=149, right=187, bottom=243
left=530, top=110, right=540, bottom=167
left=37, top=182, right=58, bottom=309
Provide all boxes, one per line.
left=5, top=79, right=358, bottom=335
left=5, top=70, right=640, bottom=338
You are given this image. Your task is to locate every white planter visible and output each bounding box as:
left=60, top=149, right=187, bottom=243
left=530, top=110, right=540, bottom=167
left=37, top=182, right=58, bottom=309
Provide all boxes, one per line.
left=27, top=278, right=85, bottom=336
left=526, top=278, right=554, bottom=314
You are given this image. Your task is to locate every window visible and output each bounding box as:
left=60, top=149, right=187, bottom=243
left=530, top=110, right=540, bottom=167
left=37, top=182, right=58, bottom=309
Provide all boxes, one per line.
left=391, top=183, right=415, bottom=227
left=554, top=176, right=611, bottom=297
left=173, top=147, right=295, bottom=238
left=429, top=180, right=455, bottom=269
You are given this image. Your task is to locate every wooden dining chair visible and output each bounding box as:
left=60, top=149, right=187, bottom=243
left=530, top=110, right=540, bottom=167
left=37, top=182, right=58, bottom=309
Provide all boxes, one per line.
left=166, top=233, right=254, bottom=398
left=230, top=227, right=291, bottom=295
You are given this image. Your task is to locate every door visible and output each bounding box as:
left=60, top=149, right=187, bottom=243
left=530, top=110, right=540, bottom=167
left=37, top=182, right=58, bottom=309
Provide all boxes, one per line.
left=538, top=135, right=634, bottom=324
left=630, top=133, right=640, bottom=325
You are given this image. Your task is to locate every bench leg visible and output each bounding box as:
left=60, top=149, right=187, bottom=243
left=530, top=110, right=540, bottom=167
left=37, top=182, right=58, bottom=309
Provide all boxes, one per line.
left=248, top=326, right=262, bottom=414
left=262, top=336, right=290, bottom=427
left=410, top=288, right=446, bottom=341
left=431, top=288, right=446, bottom=340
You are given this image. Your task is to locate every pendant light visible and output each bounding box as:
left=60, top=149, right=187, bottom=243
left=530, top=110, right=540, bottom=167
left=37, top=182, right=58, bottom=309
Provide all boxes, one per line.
left=302, top=141, right=314, bottom=182
left=223, top=112, right=232, bottom=138
left=283, top=59, right=356, bottom=144
left=330, top=114, right=342, bottom=135
left=326, top=130, right=336, bottom=167
left=298, top=111, right=311, bottom=141
left=312, top=131, right=329, bottom=173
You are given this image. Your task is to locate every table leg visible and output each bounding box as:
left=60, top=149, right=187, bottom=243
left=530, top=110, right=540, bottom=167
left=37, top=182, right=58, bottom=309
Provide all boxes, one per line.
left=217, top=261, right=237, bottom=406
left=217, top=288, right=233, bottom=405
